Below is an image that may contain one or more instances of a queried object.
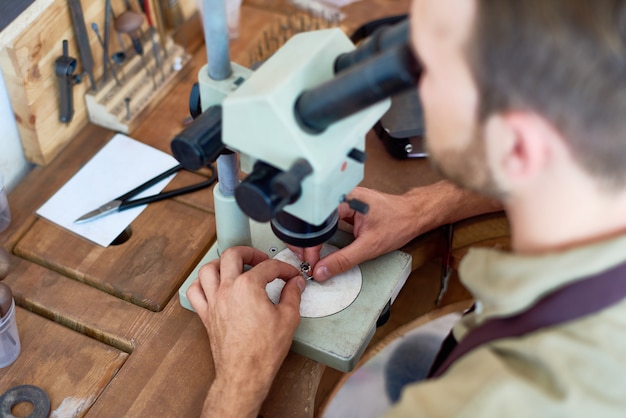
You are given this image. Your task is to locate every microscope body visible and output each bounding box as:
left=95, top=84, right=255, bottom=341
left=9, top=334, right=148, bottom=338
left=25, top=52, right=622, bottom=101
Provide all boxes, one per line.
left=219, top=28, right=389, bottom=228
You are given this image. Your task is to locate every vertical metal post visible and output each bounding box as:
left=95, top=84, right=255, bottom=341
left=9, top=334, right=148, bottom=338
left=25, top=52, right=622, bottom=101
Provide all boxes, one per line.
left=202, top=0, right=249, bottom=253
left=202, top=0, right=238, bottom=197
left=216, top=154, right=239, bottom=195
left=203, top=0, right=232, bottom=80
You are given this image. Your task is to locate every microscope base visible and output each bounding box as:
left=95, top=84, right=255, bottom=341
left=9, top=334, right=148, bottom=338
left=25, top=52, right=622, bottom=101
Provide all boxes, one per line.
left=178, top=221, right=412, bottom=372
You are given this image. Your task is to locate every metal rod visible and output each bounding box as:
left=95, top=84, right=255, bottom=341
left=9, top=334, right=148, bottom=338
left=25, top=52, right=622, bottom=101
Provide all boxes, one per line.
left=91, top=23, right=122, bottom=86
left=202, top=0, right=236, bottom=195
left=124, top=97, right=131, bottom=120
left=103, top=0, right=112, bottom=82
left=217, top=154, right=239, bottom=197
left=67, top=0, right=97, bottom=90
left=202, top=0, right=232, bottom=80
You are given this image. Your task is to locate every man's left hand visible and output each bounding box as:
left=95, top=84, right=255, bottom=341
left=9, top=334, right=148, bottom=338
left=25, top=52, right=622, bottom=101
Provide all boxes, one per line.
left=187, top=246, right=305, bottom=417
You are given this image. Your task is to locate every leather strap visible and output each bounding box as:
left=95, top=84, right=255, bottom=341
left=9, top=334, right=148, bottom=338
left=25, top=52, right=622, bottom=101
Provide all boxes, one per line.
left=429, top=258, right=626, bottom=378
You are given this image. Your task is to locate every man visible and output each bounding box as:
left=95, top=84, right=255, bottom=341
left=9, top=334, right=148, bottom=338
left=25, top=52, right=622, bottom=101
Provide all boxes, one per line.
left=187, top=0, right=626, bottom=416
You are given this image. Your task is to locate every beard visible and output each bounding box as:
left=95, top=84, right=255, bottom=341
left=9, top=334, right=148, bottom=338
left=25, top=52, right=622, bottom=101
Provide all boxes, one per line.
left=426, top=125, right=508, bottom=201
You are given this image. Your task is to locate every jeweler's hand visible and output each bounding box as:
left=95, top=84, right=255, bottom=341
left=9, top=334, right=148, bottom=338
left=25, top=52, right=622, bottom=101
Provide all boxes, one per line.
left=290, top=187, right=421, bottom=282
left=187, top=246, right=305, bottom=418
left=290, top=181, right=502, bottom=282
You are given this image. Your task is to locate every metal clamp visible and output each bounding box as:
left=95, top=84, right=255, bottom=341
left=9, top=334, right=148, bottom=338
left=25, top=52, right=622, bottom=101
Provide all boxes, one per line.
left=55, top=40, right=81, bottom=123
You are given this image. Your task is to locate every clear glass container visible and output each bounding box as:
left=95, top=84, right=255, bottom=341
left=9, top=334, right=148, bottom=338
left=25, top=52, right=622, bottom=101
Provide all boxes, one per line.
left=0, top=173, right=11, bottom=233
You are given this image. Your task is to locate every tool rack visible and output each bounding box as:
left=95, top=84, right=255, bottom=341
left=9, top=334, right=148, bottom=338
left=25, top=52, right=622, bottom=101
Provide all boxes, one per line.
left=84, top=34, right=191, bottom=134
left=0, top=0, right=197, bottom=166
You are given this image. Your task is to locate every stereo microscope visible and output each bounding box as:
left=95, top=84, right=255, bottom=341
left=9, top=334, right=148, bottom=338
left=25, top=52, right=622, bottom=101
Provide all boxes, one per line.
left=171, top=2, right=421, bottom=371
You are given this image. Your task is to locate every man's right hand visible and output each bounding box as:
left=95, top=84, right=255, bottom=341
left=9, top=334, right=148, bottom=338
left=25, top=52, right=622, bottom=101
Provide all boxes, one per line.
left=290, top=181, right=502, bottom=282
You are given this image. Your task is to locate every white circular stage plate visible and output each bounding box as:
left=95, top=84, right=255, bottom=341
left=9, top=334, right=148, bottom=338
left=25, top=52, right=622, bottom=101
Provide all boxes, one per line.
left=266, top=244, right=362, bottom=318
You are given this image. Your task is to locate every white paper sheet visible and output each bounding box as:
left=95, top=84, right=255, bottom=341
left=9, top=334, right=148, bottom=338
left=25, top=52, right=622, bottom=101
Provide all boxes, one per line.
left=37, top=134, right=179, bottom=247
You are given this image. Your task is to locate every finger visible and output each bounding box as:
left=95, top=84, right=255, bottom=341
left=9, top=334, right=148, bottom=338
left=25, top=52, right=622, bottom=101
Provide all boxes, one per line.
left=277, top=277, right=305, bottom=327
left=313, top=241, right=373, bottom=281
left=337, top=200, right=356, bottom=224
left=219, top=246, right=270, bottom=282
left=197, top=261, right=221, bottom=296
left=338, top=187, right=370, bottom=222
left=286, top=244, right=304, bottom=260
left=186, top=279, right=209, bottom=316
left=302, top=245, right=322, bottom=266
left=242, top=259, right=300, bottom=287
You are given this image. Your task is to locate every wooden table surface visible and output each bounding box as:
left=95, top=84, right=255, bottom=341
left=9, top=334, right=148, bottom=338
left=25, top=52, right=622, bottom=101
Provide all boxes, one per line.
left=0, top=1, right=509, bottom=416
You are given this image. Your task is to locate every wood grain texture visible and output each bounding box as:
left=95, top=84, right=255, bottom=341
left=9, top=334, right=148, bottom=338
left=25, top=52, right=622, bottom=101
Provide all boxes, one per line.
left=14, top=200, right=215, bottom=311
left=3, top=255, right=152, bottom=351
left=1, top=0, right=105, bottom=165
left=0, top=308, right=128, bottom=417
left=0, top=124, right=115, bottom=251
left=0, top=0, right=199, bottom=165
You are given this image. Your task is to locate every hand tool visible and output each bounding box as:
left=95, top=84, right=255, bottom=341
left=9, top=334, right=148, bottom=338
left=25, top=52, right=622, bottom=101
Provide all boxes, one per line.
left=74, top=164, right=216, bottom=223
left=111, top=51, right=128, bottom=82
left=110, top=5, right=127, bottom=51
left=124, top=96, right=131, bottom=120
left=54, top=40, right=81, bottom=123
left=149, top=0, right=168, bottom=56
left=67, top=0, right=96, bottom=90
left=103, top=0, right=113, bottom=82
left=436, top=224, right=454, bottom=305
left=109, top=4, right=128, bottom=80
left=91, top=23, right=122, bottom=86
left=143, top=0, right=165, bottom=81
left=114, top=10, right=157, bottom=88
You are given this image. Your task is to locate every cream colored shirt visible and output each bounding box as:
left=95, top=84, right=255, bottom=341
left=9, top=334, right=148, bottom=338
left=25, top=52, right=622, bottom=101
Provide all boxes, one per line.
left=386, top=233, right=626, bottom=418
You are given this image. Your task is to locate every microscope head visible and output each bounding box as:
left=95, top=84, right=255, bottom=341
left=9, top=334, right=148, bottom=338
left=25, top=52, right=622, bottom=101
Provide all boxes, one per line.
left=221, top=28, right=390, bottom=247
left=171, top=20, right=419, bottom=248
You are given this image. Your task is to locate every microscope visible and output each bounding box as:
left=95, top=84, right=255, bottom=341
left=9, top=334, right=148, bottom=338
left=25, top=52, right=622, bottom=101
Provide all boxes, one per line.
left=171, top=1, right=420, bottom=372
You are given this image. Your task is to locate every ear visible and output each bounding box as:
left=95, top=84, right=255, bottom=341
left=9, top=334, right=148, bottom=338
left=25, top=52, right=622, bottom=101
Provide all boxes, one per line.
left=484, top=112, right=554, bottom=185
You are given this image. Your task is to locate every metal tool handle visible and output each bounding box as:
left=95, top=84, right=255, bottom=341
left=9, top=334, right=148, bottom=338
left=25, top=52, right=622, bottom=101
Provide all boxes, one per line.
left=115, top=165, right=182, bottom=203
left=118, top=165, right=217, bottom=210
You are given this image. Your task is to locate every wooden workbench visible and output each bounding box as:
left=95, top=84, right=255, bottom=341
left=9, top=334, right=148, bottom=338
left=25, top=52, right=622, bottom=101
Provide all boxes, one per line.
left=0, top=1, right=509, bottom=416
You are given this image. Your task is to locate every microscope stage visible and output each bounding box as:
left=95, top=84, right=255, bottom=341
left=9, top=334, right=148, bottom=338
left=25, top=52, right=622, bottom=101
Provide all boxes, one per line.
left=268, top=244, right=363, bottom=318
left=178, top=221, right=412, bottom=372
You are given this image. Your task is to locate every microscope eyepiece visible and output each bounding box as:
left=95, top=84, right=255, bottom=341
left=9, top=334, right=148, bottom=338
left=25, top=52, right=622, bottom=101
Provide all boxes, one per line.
left=294, top=43, right=421, bottom=134
left=334, top=18, right=410, bottom=73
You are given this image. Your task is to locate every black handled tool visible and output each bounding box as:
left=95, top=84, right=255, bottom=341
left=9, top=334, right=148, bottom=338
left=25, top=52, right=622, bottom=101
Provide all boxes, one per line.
left=74, top=164, right=217, bottom=223
left=55, top=40, right=81, bottom=123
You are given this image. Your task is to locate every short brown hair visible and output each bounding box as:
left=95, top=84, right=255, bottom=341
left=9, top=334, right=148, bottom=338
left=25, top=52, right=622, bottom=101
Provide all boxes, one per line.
left=468, top=0, right=626, bottom=188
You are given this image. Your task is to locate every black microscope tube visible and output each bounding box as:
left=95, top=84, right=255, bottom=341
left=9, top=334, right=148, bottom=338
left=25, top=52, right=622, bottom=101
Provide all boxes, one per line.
left=294, top=43, right=421, bottom=134
left=334, top=19, right=410, bottom=73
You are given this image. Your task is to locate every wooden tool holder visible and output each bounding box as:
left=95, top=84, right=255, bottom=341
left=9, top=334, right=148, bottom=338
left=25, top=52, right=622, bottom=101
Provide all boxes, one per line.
left=84, top=34, right=191, bottom=134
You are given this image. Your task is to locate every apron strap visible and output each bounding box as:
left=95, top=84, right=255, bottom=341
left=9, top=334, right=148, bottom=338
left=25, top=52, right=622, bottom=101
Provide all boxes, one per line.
left=429, top=259, right=626, bottom=378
